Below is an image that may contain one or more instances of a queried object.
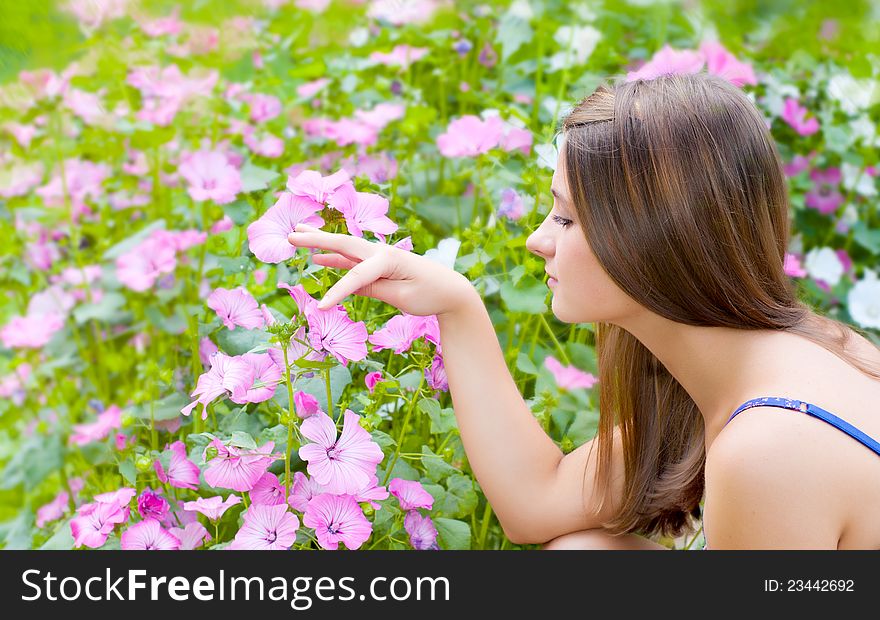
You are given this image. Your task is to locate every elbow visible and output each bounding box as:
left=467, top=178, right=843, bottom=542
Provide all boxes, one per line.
left=499, top=518, right=549, bottom=546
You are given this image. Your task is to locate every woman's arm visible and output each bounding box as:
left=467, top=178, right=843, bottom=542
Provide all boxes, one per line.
left=439, top=289, right=625, bottom=544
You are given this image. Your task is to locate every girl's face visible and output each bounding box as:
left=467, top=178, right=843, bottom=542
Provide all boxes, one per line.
left=525, top=136, right=639, bottom=325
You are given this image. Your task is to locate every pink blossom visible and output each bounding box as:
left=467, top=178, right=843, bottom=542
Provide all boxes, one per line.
left=338, top=151, right=398, bottom=184
left=178, top=149, right=242, bottom=204
left=498, top=188, right=525, bottom=220
left=268, top=325, right=328, bottom=370
left=366, top=0, right=439, bottom=25
left=37, top=158, right=109, bottom=218
left=307, top=306, right=369, bottom=365
left=121, top=518, right=181, bottom=550
left=288, top=471, right=324, bottom=512
left=116, top=234, right=177, bottom=292
left=369, top=45, right=429, bottom=69
left=211, top=215, right=235, bottom=234
left=294, top=390, right=321, bottom=418
left=365, top=371, right=383, bottom=393
left=368, top=313, right=428, bottom=354
left=139, top=7, right=182, bottom=37
left=228, top=503, right=299, bottom=550
left=70, top=501, right=128, bottom=548
left=231, top=353, right=283, bottom=404
left=94, top=487, right=137, bottom=507
left=243, top=130, right=285, bottom=158
left=0, top=312, right=65, bottom=349
left=353, top=474, right=389, bottom=510
left=783, top=153, right=815, bottom=177
left=278, top=282, right=321, bottom=317
left=0, top=162, right=44, bottom=198
left=499, top=126, right=532, bottom=156
left=625, top=44, right=705, bottom=82
left=544, top=356, right=598, bottom=390
left=199, top=337, right=219, bottom=366
left=781, top=98, right=820, bottom=136
left=286, top=168, right=352, bottom=208
left=36, top=491, right=70, bottom=528
left=805, top=167, right=844, bottom=215
left=168, top=522, right=211, bottom=550
left=64, top=88, right=106, bottom=125
left=249, top=472, right=286, bottom=506
left=698, top=40, right=757, bottom=87
left=326, top=182, right=398, bottom=241
left=181, top=352, right=255, bottom=419
left=299, top=410, right=384, bottom=494
left=154, top=440, right=201, bottom=490
left=244, top=93, right=282, bottom=123
left=207, top=286, right=266, bottom=330
left=437, top=115, right=505, bottom=158
left=389, top=478, right=434, bottom=511
left=4, top=122, right=37, bottom=148
left=203, top=439, right=280, bottom=492
left=426, top=354, right=448, bottom=392
left=303, top=493, right=372, bottom=550
left=69, top=405, right=123, bottom=446
left=184, top=494, right=242, bottom=521
left=404, top=511, right=440, bottom=550
left=297, top=78, right=330, bottom=99
left=137, top=488, right=170, bottom=521
left=247, top=193, right=325, bottom=263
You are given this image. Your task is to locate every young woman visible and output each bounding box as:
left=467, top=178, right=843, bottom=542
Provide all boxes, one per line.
left=287, top=71, right=880, bottom=550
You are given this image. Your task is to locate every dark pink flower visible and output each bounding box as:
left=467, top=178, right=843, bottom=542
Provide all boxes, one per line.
left=781, top=98, right=820, bottom=136
left=784, top=253, right=808, bottom=278
left=121, top=518, right=181, bottom=550
left=365, top=372, right=383, bottom=394
left=294, top=390, right=321, bottom=418
left=805, top=167, right=844, bottom=215
left=425, top=354, right=448, bottom=392
left=302, top=493, right=372, bottom=550
left=228, top=503, right=299, bottom=550
left=137, top=488, right=170, bottom=521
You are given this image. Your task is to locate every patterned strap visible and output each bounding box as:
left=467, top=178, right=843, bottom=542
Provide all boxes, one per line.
left=726, top=396, right=880, bottom=457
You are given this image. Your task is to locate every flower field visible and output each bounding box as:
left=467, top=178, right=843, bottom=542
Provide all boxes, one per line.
left=0, top=0, right=879, bottom=551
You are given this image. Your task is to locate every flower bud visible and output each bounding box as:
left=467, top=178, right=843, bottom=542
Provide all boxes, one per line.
left=360, top=502, right=374, bottom=517
left=205, top=445, right=219, bottom=461
left=135, top=455, right=153, bottom=473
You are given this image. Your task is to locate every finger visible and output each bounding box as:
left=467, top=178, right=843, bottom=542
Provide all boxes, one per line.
left=317, top=254, right=389, bottom=310
left=287, top=223, right=377, bottom=262
left=312, top=253, right=358, bottom=270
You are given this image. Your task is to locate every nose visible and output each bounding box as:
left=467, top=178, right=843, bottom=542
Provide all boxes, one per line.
left=526, top=216, right=555, bottom=259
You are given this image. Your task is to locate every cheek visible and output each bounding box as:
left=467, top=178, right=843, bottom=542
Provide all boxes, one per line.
left=554, top=236, right=632, bottom=322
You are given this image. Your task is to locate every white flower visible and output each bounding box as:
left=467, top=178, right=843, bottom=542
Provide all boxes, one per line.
left=804, top=246, right=844, bottom=287
left=348, top=27, right=369, bottom=47
left=847, top=269, right=880, bottom=329
left=841, top=162, right=878, bottom=197
left=535, top=142, right=558, bottom=171
left=548, top=25, right=602, bottom=71
left=827, top=73, right=880, bottom=115
left=424, top=238, right=461, bottom=271
left=506, top=0, right=533, bottom=20
left=851, top=115, right=880, bottom=148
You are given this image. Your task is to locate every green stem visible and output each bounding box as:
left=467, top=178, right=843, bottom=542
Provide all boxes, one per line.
left=282, top=344, right=296, bottom=502
left=477, top=501, right=493, bottom=549
left=382, top=363, right=427, bottom=486
left=324, top=366, right=334, bottom=421
left=539, top=313, right=571, bottom=365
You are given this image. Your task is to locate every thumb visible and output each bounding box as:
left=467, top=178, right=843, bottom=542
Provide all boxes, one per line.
left=353, top=278, right=402, bottom=309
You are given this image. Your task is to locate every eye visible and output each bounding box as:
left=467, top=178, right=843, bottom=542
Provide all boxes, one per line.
left=551, top=214, right=573, bottom=229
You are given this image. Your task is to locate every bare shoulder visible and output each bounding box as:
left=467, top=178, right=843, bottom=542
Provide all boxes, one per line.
left=703, top=407, right=846, bottom=549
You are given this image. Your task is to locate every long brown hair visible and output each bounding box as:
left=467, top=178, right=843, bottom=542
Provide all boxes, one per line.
left=559, top=71, right=880, bottom=539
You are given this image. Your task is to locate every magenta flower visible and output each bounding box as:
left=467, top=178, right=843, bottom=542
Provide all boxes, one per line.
left=784, top=253, right=808, bottom=278
left=137, top=488, right=170, bottom=521
left=298, top=410, right=384, bottom=494
left=286, top=168, right=352, bottom=209
left=203, top=439, right=280, bottom=492
left=698, top=40, right=757, bottom=87
left=389, top=478, right=435, bottom=511
left=207, top=286, right=265, bottom=330
left=625, top=44, right=705, bottom=81
left=36, top=491, right=70, bottom=528
left=368, top=313, right=426, bottom=354
left=302, top=493, right=372, bottom=550
left=288, top=471, right=325, bottom=512
left=249, top=472, right=286, bottom=506
left=404, top=511, right=440, bottom=550
left=181, top=352, right=254, bottom=419
left=545, top=356, right=598, bottom=391
left=365, top=371, right=383, bottom=394
left=247, top=193, right=325, bottom=263
left=805, top=167, right=844, bottom=215
left=168, top=522, right=211, bottom=550
left=326, top=183, right=399, bottom=242
left=294, top=390, right=321, bottom=418
left=268, top=325, right=328, bottom=371
left=70, top=501, right=128, bottom=549
left=69, top=405, right=123, bottom=446
left=178, top=149, right=242, bottom=204
left=121, top=518, right=181, bottom=550
left=307, top=306, right=369, bottom=365
left=781, top=98, right=820, bottom=136
left=230, top=353, right=282, bottom=404
left=183, top=494, right=242, bottom=521
left=437, top=115, right=505, bottom=158
left=154, top=440, right=201, bottom=490
left=425, top=354, right=448, bottom=392
left=228, top=504, right=300, bottom=550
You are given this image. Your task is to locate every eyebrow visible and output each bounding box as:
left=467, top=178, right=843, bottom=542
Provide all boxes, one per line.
left=550, top=188, right=570, bottom=204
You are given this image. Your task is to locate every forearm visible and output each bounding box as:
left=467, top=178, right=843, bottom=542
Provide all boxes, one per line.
left=437, top=286, right=564, bottom=541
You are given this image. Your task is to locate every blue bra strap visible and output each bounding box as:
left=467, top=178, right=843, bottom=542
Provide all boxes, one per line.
left=726, top=396, right=880, bottom=457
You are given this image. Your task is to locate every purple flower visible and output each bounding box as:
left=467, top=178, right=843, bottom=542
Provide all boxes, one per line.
left=805, top=167, right=844, bottom=215
left=389, top=478, right=434, bottom=511
left=404, top=511, right=440, bottom=550
left=137, top=488, right=170, bottom=521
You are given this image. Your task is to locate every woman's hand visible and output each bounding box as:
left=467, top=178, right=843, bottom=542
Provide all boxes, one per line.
left=287, top=223, right=476, bottom=317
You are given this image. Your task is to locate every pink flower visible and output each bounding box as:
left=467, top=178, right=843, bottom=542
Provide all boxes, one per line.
left=698, top=40, right=757, bottom=87
left=326, top=183, right=399, bottom=241
left=437, top=115, right=505, bottom=158
left=0, top=312, right=65, bottom=349
left=625, top=44, right=705, bottom=81
left=181, top=352, right=254, bottom=419
left=365, top=372, right=383, bottom=394
left=389, top=478, right=434, bottom=511
left=299, top=410, right=384, bottom=494
left=296, top=78, right=330, bottom=99
left=287, top=471, right=325, bottom=512
left=36, top=491, right=70, bottom=528
left=302, top=493, right=372, bottom=550
left=70, top=501, right=128, bottom=549
left=230, top=353, right=282, bottom=404
left=211, top=215, right=235, bottom=234
left=268, top=325, right=328, bottom=370
left=307, top=306, right=369, bottom=365
left=243, top=130, right=285, bottom=158
left=353, top=475, right=389, bottom=510
left=368, top=313, right=427, bottom=354
left=244, top=93, right=282, bottom=123
left=783, top=153, right=815, bottom=177
left=137, top=488, right=170, bottom=521
left=369, top=45, right=429, bottom=69
left=184, top=494, right=242, bottom=521
left=249, top=472, right=286, bottom=506
left=69, top=405, right=123, bottom=446
left=247, top=193, right=325, bottom=263
left=278, top=282, right=320, bottom=316
left=94, top=487, right=137, bottom=507
left=404, top=511, right=439, bottom=550
left=228, top=503, right=299, bottom=550
left=498, top=188, right=525, bottom=220
left=784, top=253, right=808, bottom=278
left=287, top=168, right=352, bottom=207
left=294, top=390, right=321, bottom=418
left=207, top=287, right=265, bottom=330
left=199, top=337, right=219, bottom=366
left=203, top=440, right=280, bottom=492
left=154, top=441, right=201, bottom=490
left=805, top=167, right=844, bottom=215
left=116, top=235, right=177, bottom=292
left=544, top=356, right=598, bottom=390
left=781, top=98, right=820, bottom=136
left=121, top=518, right=181, bottom=550
left=139, top=7, right=182, bottom=37
left=178, top=149, right=242, bottom=204
left=425, top=354, right=448, bottom=392
left=168, top=522, right=211, bottom=550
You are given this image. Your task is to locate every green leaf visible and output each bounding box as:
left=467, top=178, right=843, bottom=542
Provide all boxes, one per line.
left=434, top=517, right=471, bottom=550
left=0, top=509, right=34, bottom=550
left=426, top=405, right=457, bottom=435
left=0, top=434, right=63, bottom=489
left=221, top=200, right=253, bottom=226
left=217, top=255, right=254, bottom=276
left=370, top=429, right=397, bottom=452
left=421, top=446, right=458, bottom=483
left=39, top=518, right=75, bottom=550
left=119, top=459, right=137, bottom=485
left=853, top=221, right=880, bottom=255
left=497, top=13, right=533, bottom=62
left=132, top=393, right=189, bottom=421
left=102, top=220, right=167, bottom=260
left=216, top=327, right=270, bottom=356
left=500, top=275, right=547, bottom=314
left=73, top=293, right=128, bottom=325
left=240, top=163, right=280, bottom=193
left=229, top=431, right=257, bottom=450
left=436, top=473, right=478, bottom=518
left=292, top=365, right=352, bottom=416
left=516, top=352, right=538, bottom=375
